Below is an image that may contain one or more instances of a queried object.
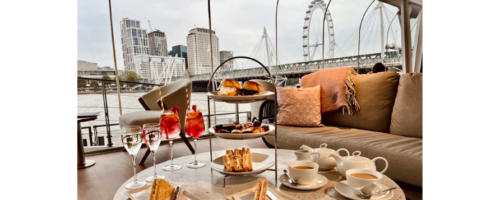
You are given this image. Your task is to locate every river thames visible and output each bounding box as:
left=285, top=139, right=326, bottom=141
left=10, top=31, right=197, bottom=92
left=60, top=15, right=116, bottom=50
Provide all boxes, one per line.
left=78, top=92, right=252, bottom=147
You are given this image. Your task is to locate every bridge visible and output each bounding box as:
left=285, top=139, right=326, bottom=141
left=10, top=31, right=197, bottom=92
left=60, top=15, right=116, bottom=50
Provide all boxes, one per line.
left=172, top=52, right=401, bottom=84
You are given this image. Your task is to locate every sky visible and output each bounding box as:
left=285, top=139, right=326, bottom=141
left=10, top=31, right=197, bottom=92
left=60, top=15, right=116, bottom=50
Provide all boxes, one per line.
left=77, top=0, right=400, bottom=70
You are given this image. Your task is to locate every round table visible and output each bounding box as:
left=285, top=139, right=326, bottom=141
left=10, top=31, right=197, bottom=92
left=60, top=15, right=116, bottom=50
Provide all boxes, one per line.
left=114, top=149, right=405, bottom=200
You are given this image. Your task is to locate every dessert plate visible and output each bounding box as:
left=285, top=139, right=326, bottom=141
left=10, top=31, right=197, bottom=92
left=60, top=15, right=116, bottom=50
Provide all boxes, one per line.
left=279, top=174, right=328, bottom=190
left=211, top=153, right=275, bottom=176
left=207, top=91, right=275, bottom=103
left=226, top=182, right=299, bottom=200
left=334, top=180, right=394, bottom=200
left=209, top=124, right=274, bottom=140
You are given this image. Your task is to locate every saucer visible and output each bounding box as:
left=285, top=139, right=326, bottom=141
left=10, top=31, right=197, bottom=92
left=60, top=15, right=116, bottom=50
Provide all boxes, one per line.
left=279, top=174, right=328, bottom=190
left=334, top=180, right=394, bottom=200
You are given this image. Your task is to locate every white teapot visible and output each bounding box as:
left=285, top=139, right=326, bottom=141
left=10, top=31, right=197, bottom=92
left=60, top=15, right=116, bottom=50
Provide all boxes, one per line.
left=329, top=151, right=389, bottom=177
left=300, top=143, right=350, bottom=170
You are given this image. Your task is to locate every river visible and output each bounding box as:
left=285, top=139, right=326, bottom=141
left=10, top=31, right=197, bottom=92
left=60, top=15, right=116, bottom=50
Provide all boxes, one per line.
left=78, top=92, right=251, bottom=146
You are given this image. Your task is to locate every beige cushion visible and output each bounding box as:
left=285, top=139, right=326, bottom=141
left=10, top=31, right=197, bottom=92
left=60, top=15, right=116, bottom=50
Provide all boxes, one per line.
left=390, top=73, right=423, bottom=138
left=264, top=125, right=422, bottom=187
left=322, top=72, right=400, bottom=133
left=119, top=111, right=161, bottom=128
left=276, top=85, right=322, bottom=127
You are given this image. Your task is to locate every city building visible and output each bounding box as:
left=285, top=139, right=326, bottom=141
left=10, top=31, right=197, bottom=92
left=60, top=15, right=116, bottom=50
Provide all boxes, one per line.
left=77, top=60, right=116, bottom=86
left=132, top=55, right=185, bottom=84
left=186, top=28, right=220, bottom=75
left=148, top=30, right=168, bottom=56
left=168, top=45, right=188, bottom=69
left=120, top=18, right=149, bottom=73
left=219, top=50, right=234, bottom=71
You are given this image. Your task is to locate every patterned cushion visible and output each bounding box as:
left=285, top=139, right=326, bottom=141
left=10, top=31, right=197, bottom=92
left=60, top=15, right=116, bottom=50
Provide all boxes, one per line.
left=276, top=85, right=322, bottom=127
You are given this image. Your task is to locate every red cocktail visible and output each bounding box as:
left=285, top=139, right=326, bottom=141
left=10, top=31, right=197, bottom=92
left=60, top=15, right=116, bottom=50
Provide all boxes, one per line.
left=185, top=105, right=206, bottom=169
left=185, top=106, right=205, bottom=139
left=160, top=112, right=181, bottom=141
left=160, top=106, right=183, bottom=171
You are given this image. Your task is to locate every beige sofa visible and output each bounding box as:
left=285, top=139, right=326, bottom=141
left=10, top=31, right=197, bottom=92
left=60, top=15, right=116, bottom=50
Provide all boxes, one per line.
left=260, top=72, right=423, bottom=187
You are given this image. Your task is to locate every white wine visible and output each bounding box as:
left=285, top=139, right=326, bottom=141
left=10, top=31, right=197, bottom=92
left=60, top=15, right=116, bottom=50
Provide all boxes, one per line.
left=144, top=129, right=162, bottom=152
left=121, top=133, right=142, bottom=156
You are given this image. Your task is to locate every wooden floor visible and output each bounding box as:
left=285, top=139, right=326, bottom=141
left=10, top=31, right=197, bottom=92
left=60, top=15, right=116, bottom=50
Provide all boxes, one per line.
left=77, top=138, right=422, bottom=200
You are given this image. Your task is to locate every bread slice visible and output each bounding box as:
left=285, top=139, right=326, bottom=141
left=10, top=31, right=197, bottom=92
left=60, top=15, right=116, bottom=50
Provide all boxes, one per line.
left=150, top=179, right=175, bottom=200
left=253, top=180, right=268, bottom=200
left=243, top=154, right=251, bottom=172
left=223, top=154, right=233, bottom=172
left=253, top=180, right=263, bottom=200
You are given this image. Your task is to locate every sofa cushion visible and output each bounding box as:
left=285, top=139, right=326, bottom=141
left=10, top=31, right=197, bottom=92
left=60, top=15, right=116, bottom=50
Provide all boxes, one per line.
left=264, top=125, right=422, bottom=187
left=276, top=85, right=322, bottom=126
left=322, top=72, right=400, bottom=133
left=390, top=73, right=423, bottom=138
left=119, top=110, right=161, bottom=128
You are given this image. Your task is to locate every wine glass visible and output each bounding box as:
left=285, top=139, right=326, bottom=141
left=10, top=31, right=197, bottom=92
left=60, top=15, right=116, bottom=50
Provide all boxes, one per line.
left=143, top=123, right=165, bottom=182
left=185, top=105, right=206, bottom=169
left=160, top=108, right=183, bottom=171
left=121, top=125, right=147, bottom=190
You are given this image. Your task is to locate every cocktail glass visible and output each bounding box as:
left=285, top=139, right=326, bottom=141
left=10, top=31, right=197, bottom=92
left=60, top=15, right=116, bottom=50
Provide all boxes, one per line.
left=121, top=125, right=147, bottom=189
left=161, top=108, right=183, bottom=171
left=185, top=105, right=206, bottom=169
left=143, top=123, right=165, bottom=182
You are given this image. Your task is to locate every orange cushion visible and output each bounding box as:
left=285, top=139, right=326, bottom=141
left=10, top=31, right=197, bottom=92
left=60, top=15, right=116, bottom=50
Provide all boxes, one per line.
left=276, top=85, right=322, bottom=127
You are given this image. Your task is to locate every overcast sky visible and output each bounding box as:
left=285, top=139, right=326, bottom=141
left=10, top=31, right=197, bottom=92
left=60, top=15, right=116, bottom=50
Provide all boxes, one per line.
left=78, top=0, right=399, bottom=70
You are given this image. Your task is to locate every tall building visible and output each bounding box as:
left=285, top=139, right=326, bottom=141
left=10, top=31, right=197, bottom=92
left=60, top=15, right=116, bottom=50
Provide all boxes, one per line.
left=186, top=28, right=220, bottom=75
left=120, top=18, right=149, bottom=73
left=168, top=45, right=188, bottom=69
left=148, top=30, right=168, bottom=56
left=219, top=50, right=234, bottom=71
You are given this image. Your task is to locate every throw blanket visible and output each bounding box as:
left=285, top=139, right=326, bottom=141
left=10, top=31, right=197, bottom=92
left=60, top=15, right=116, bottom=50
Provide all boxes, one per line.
left=301, top=67, right=360, bottom=115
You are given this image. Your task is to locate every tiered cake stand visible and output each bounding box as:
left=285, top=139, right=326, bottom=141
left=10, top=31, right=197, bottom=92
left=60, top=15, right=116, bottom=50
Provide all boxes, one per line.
left=206, top=56, right=279, bottom=185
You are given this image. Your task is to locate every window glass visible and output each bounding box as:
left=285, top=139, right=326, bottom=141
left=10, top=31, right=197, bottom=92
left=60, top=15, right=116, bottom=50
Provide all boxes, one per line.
left=143, top=30, right=147, bottom=37
left=131, top=21, right=136, bottom=27
left=136, top=21, right=140, bottom=28
left=126, top=20, right=130, bottom=27
left=132, top=29, right=137, bottom=36
left=133, top=38, right=138, bottom=45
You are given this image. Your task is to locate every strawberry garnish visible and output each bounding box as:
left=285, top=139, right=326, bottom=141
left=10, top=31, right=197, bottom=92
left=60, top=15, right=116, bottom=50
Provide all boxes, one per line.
left=192, top=105, right=197, bottom=112
left=172, top=106, right=180, bottom=114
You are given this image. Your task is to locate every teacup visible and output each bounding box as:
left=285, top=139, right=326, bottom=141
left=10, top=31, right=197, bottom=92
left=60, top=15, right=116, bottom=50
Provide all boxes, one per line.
left=288, top=160, right=319, bottom=185
left=346, top=169, right=384, bottom=196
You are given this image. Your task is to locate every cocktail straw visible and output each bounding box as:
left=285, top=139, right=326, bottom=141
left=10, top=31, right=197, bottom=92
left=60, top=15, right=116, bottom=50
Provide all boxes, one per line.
left=158, top=87, right=165, bottom=114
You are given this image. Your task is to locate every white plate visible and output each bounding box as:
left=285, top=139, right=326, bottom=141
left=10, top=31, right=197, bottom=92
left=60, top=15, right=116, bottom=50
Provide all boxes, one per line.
left=334, top=180, right=394, bottom=200
left=206, top=91, right=275, bottom=103
left=211, top=153, right=275, bottom=176
left=279, top=174, right=328, bottom=190
left=209, top=124, right=274, bottom=139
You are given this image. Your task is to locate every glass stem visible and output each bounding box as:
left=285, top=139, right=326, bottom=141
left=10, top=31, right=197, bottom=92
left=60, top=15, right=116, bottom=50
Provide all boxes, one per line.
left=194, top=139, right=198, bottom=165
left=152, top=151, right=157, bottom=177
left=169, top=141, right=174, bottom=165
left=132, top=155, right=137, bottom=183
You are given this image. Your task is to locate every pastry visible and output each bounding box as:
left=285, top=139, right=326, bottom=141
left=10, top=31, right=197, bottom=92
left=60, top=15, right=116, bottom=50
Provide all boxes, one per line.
left=219, top=79, right=241, bottom=96
left=242, top=81, right=264, bottom=96
left=261, top=125, right=269, bottom=132
left=231, top=129, right=242, bottom=134
left=150, top=179, right=175, bottom=200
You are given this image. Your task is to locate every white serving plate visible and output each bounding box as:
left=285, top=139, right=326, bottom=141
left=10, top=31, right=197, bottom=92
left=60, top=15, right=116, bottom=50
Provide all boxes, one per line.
left=334, top=180, right=394, bottom=200
left=206, top=91, right=275, bottom=103
left=209, top=124, right=274, bottom=140
left=211, top=152, right=275, bottom=176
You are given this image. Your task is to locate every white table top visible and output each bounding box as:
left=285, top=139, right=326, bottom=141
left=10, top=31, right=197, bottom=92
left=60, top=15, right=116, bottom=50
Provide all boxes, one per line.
left=114, top=148, right=405, bottom=200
